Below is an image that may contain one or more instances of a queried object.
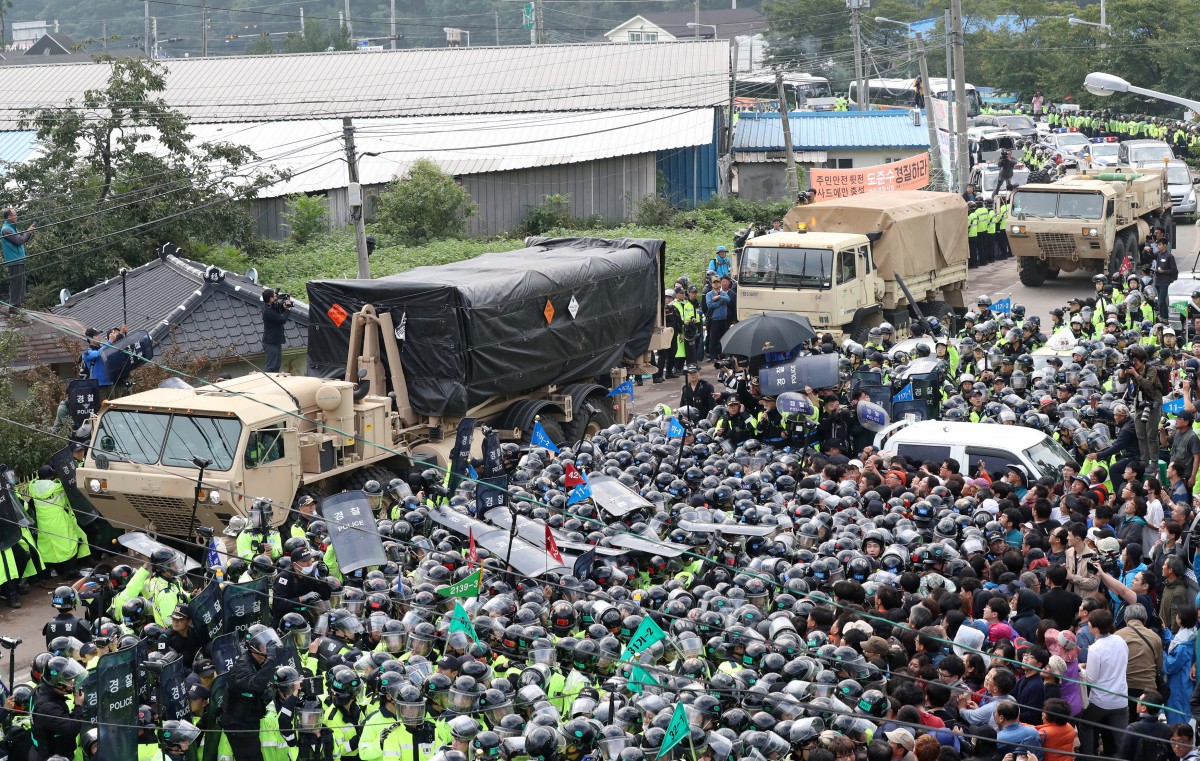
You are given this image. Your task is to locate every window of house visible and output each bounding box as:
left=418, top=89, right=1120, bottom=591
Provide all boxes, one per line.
left=825, top=158, right=853, bottom=169
left=628, top=31, right=658, bottom=41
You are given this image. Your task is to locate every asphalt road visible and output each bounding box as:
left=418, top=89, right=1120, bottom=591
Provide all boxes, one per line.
left=2, top=220, right=1195, bottom=686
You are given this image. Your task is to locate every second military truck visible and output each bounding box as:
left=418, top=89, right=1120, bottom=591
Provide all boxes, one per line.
left=737, top=191, right=969, bottom=342
left=1008, top=167, right=1172, bottom=286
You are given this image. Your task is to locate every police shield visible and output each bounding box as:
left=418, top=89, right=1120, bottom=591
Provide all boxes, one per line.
left=49, top=445, right=100, bottom=526
left=222, top=577, right=268, bottom=640
left=891, top=400, right=931, bottom=421
left=775, top=392, right=813, bottom=417
left=190, top=581, right=224, bottom=640
left=0, top=478, right=26, bottom=552
left=210, top=632, right=242, bottom=676
left=156, top=655, right=190, bottom=722
left=757, top=354, right=839, bottom=395
left=277, top=633, right=302, bottom=672
left=856, top=400, right=891, bottom=433
left=587, top=474, right=653, bottom=518
left=101, top=329, right=154, bottom=385
left=319, top=492, right=387, bottom=574
left=65, top=378, right=100, bottom=428
left=79, top=669, right=99, bottom=723
left=97, top=645, right=139, bottom=759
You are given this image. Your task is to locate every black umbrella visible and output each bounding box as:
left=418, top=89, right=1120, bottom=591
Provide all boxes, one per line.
left=719, top=312, right=816, bottom=357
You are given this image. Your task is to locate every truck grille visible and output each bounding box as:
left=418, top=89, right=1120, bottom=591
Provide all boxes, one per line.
left=1035, top=233, right=1076, bottom=258
left=127, top=494, right=195, bottom=535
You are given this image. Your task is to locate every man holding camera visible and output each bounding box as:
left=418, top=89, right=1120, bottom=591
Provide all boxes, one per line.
left=261, top=288, right=294, bottom=373
left=1121, top=345, right=1165, bottom=469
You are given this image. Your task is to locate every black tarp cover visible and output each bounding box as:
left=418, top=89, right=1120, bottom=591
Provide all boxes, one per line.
left=306, top=238, right=664, bottom=417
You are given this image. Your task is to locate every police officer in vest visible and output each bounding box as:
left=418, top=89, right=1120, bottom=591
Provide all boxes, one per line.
left=43, top=586, right=91, bottom=649
left=222, top=624, right=283, bottom=761
left=314, top=608, right=363, bottom=672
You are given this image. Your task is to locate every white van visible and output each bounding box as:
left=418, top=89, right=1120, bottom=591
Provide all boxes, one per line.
left=873, top=420, right=1072, bottom=482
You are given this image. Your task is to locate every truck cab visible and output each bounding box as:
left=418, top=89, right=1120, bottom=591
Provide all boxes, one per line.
left=735, top=230, right=881, bottom=337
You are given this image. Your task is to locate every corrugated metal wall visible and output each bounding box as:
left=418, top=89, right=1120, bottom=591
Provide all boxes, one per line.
left=460, top=154, right=657, bottom=235
left=655, top=112, right=720, bottom=207
left=253, top=154, right=658, bottom=239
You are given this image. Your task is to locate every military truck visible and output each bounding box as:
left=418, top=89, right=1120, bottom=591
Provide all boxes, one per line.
left=737, top=191, right=969, bottom=342
left=1008, top=168, right=1172, bottom=287
left=77, top=238, right=669, bottom=536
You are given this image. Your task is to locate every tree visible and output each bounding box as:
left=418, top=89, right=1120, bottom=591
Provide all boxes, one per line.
left=0, top=329, right=67, bottom=477
left=281, top=19, right=355, bottom=54
left=374, top=159, right=477, bottom=243
left=6, top=56, right=281, bottom=307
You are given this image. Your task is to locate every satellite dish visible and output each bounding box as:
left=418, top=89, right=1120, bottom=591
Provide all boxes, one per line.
left=58, top=288, right=71, bottom=306
left=245, top=267, right=259, bottom=285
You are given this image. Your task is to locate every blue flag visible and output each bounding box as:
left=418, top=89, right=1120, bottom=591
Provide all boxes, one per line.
left=992, top=297, right=1012, bottom=314
left=1164, top=397, right=1186, bottom=415
left=467, top=464, right=478, bottom=480
left=205, top=538, right=223, bottom=569
left=893, top=383, right=914, bottom=403
left=567, top=481, right=592, bottom=505
left=667, top=416, right=686, bottom=439
left=607, top=380, right=635, bottom=401
left=531, top=421, right=559, bottom=453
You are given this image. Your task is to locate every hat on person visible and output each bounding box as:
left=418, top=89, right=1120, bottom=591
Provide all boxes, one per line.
left=884, top=730, right=915, bottom=751
left=717, top=245, right=728, bottom=252
left=438, top=655, right=463, bottom=671
left=170, top=604, right=191, bottom=620
left=1046, top=655, right=1067, bottom=677
left=847, top=459, right=864, bottom=470
left=885, top=470, right=907, bottom=485
left=193, top=659, right=216, bottom=676
left=1096, top=536, right=1121, bottom=555
left=988, top=622, right=1014, bottom=643
left=70, top=442, right=86, bottom=453
left=290, top=546, right=317, bottom=563
left=1179, top=411, right=1195, bottom=423
left=980, top=498, right=1000, bottom=515
left=954, top=622, right=989, bottom=663
left=1045, top=629, right=1078, bottom=663
left=863, top=636, right=892, bottom=657
left=187, top=684, right=211, bottom=701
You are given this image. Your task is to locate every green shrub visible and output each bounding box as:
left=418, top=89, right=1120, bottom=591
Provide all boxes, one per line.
left=190, top=242, right=250, bottom=274
left=634, top=194, right=675, bottom=227
left=698, top=196, right=792, bottom=225
left=523, top=194, right=575, bottom=236
left=374, top=158, right=478, bottom=243
left=282, top=194, right=329, bottom=244
left=673, top=208, right=735, bottom=232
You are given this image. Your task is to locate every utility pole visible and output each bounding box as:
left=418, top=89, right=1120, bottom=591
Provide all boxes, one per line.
left=201, top=0, right=208, bottom=56
left=943, top=9, right=955, bottom=191
left=300, top=7, right=305, bottom=32
left=777, top=73, right=800, bottom=201
left=915, top=32, right=942, bottom=186
left=343, top=118, right=370, bottom=279
left=535, top=1, right=544, bottom=44
left=390, top=0, right=396, bottom=48
left=344, top=0, right=353, bottom=37
left=152, top=17, right=158, bottom=58
left=726, top=39, right=738, bottom=152
left=693, top=0, right=699, bottom=38
left=495, top=11, right=500, bottom=44
left=848, top=0, right=868, bottom=110
left=950, top=0, right=969, bottom=192
left=102, top=20, right=107, bottom=52
left=144, top=0, right=150, bottom=56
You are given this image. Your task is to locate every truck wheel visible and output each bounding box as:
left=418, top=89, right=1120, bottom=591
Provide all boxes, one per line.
left=342, top=466, right=401, bottom=493
left=1164, top=215, right=1177, bottom=248
left=564, top=394, right=616, bottom=444
left=1109, top=235, right=1129, bottom=277
left=850, top=324, right=871, bottom=344
left=1045, top=267, right=1060, bottom=280
left=1018, top=257, right=1047, bottom=287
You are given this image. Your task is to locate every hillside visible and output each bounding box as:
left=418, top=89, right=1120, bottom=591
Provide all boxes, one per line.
left=10, top=0, right=763, bottom=57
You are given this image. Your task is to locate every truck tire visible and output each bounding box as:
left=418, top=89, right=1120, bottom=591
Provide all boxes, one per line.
left=851, top=324, right=871, bottom=345
left=1109, top=234, right=1130, bottom=277
left=1045, top=267, right=1060, bottom=280
left=564, top=393, right=616, bottom=444
left=342, top=466, right=401, bottom=493
left=1164, top=214, right=1177, bottom=248
left=1018, top=257, right=1047, bottom=287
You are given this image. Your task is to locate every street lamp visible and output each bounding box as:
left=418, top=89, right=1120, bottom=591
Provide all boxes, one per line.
left=1084, top=71, right=1200, bottom=112
left=443, top=27, right=469, bottom=47
left=1068, top=16, right=1111, bottom=31
left=687, top=21, right=719, bottom=37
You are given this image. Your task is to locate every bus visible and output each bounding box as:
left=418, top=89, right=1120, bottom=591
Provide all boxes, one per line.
left=848, top=78, right=983, bottom=118
left=735, top=72, right=838, bottom=112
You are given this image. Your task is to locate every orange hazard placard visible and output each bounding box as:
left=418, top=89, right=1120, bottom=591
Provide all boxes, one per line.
left=808, top=152, right=930, bottom=200
left=327, top=303, right=349, bottom=328
left=543, top=298, right=555, bottom=324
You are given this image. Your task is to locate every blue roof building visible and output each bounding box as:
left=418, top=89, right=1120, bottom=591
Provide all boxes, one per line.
left=732, top=110, right=932, bottom=202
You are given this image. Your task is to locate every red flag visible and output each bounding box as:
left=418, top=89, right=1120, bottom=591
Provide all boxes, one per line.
left=545, top=524, right=564, bottom=565
left=563, top=463, right=586, bottom=489
left=468, top=528, right=478, bottom=569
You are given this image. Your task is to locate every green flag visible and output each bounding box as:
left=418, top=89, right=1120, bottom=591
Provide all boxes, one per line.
left=448, top=602, right=479, bottom=644
left=626, top=663, right=659, bottom=694
left=1172, top=301, right=1189, bottom=315
left=438, top=569, right=482, bottom=598
left=657, top=702, right=689, bottom=759
left=621, top=615, right=666, bottom=660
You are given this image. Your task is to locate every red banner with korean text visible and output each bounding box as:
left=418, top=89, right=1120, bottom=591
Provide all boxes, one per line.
left=809, top=153, right=930, bottom=200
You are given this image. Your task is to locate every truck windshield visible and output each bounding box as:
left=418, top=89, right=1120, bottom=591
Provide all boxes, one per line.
left=1011, top=191, right=1103, bottom=219
left=739, top=245, right=832, bottom=289
left=95, top=410, right=242, bottom=471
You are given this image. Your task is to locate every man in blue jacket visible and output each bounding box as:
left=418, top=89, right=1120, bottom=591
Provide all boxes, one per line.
left=1, top=207, right=34, bottom=308
left=705, top=276, right=733, bottom=361
left=708, top=246, right=732, bottom=279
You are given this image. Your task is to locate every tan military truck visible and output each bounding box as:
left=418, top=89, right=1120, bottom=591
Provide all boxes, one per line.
left=1008, top=168, right=1172, bottom=286
left=77, top=237, right=669, bottom=535
left=737, top=191, right=969, bottom=342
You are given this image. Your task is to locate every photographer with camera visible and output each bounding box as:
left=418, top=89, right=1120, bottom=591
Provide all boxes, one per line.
left=1086, top=403, right=1139, bottom=485
left=222, top=624, right=284, bottom=761
left=261, top=287, right=294, bottom=373
left=1120, top=345, right=1165, bottom=469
